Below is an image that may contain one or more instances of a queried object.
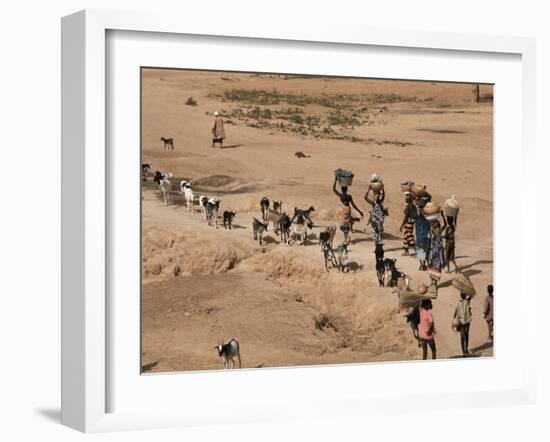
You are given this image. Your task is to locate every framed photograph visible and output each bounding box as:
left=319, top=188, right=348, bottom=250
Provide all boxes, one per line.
left=61, top=9, right=537, bottom=433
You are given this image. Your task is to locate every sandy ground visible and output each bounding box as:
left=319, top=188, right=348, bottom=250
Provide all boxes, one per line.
left=141, top=70, right=494, bottom=373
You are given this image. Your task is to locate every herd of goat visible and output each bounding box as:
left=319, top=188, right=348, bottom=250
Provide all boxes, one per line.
left=145, top=166, right=407, bottom=282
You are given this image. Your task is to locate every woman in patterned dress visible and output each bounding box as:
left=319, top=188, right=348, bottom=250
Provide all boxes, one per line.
left=399, top=192, right=417, bottom=256
left=426, top=218, right=446, bottom=282
left=365, top=185, right=385, bottom=245
left=414, top=197, right=431, bottom=271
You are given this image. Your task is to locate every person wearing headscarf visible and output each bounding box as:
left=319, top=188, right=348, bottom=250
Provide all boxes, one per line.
left=364, top=180, right=386, bottom=245
left=414, top=195, right=431, bottom=271
left=211, top=111, right=226, bottom=148
left=426, top=217, right=446, bottom=283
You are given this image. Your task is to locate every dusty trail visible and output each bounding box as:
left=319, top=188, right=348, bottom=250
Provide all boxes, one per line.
left=142, top=187, right=493, bottom=372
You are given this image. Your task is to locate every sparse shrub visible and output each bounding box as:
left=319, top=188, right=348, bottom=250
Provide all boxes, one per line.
left=185, top=96, right=198, bottom=106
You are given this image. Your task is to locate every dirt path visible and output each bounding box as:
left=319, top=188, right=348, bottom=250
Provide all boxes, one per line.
left=141, top=188, right=493, bottom=372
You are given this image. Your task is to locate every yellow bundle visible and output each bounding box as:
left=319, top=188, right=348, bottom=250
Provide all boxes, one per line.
left=451, top=273, right=476, bottom=297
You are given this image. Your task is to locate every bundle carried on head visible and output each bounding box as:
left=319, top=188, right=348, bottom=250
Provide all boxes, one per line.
left=411, top=184, right=428, bottom=198
left=452, top=273, right=476, bottom=297
left=398, top=289, right=425, bottom=310
left=401, top=180, right=415, bottom=194
left=398, top=283, right=436, bottom=310
left=335, top=168, right=354, bottom=187
left=371, top=182, right=384, bottom=193
left=423, top=201, right=441, bottom=220
left=444, top=195, right=460, bottom=218
left=414, top=192, right=432, bottom=208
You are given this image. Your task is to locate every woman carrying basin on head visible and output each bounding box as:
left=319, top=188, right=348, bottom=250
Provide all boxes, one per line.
left=333, top=175, right=363, bottom=246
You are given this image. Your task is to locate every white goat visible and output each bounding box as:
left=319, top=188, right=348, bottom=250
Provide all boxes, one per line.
left=180, top=181, right=194, bottom=211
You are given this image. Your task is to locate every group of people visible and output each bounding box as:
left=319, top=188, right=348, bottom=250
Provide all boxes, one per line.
left=331, top=173, right=493, bottom=359
left=417, top=284, right=494, bottom=359
left=399, top=187, right=458, bottom=276
left=332, top=173, right=387, bottom=246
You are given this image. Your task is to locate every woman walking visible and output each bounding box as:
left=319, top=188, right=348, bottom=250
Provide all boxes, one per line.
left=365, top=184, right=386, bottom=245
left=399, top=192, right=417, bottom=256
left=414, top=202, right=430, bottom=271
left=442, top=215, right=459, bottom=273
left=454, top=292, right=473, bottom=356
left=426, top=218, right=446, bottom=283
left=418, top=299, right=436, bottom=360
left=333, top=177, right=363, bottom=245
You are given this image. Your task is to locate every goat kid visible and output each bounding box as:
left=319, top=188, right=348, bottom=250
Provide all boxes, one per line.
left=223, top=210, right=236, bottom=230
left=384, top=258, right=406, bottom=289
left=374, top=243, right=386, bottom=287
left=319, top=226, right=336, bottom=250
left=141, top=163, right=152, bottom=182
left=160, top=136, right=174, bottom=150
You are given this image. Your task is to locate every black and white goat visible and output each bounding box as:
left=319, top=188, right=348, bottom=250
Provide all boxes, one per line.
left=215, top=339, right=241, bottom=369
left=180, top=181, right=194, bottom=212
left=206, top=198, right=220, bottom=228
left=279, top=213, right=292, bottom=244
left=292, top=206, right=315, bottom=225
left=154, top=171, right=172, bottom=206
left=384, top=258, right=408, bottom=291
left=199, top=196, right=208, bottom=219
left=374, top=243, right=386, bottom=287
left=319, top=226, right=336, bottom=250
left=319, top=226, right=337, bottom=272
left=260, top=197, right=270, bottom=222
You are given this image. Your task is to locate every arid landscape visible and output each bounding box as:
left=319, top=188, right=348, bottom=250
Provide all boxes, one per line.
left=141, top=69, right=493, bottom=373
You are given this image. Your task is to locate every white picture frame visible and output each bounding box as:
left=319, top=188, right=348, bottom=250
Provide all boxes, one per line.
left=61, top=9, right=537, bottom=433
